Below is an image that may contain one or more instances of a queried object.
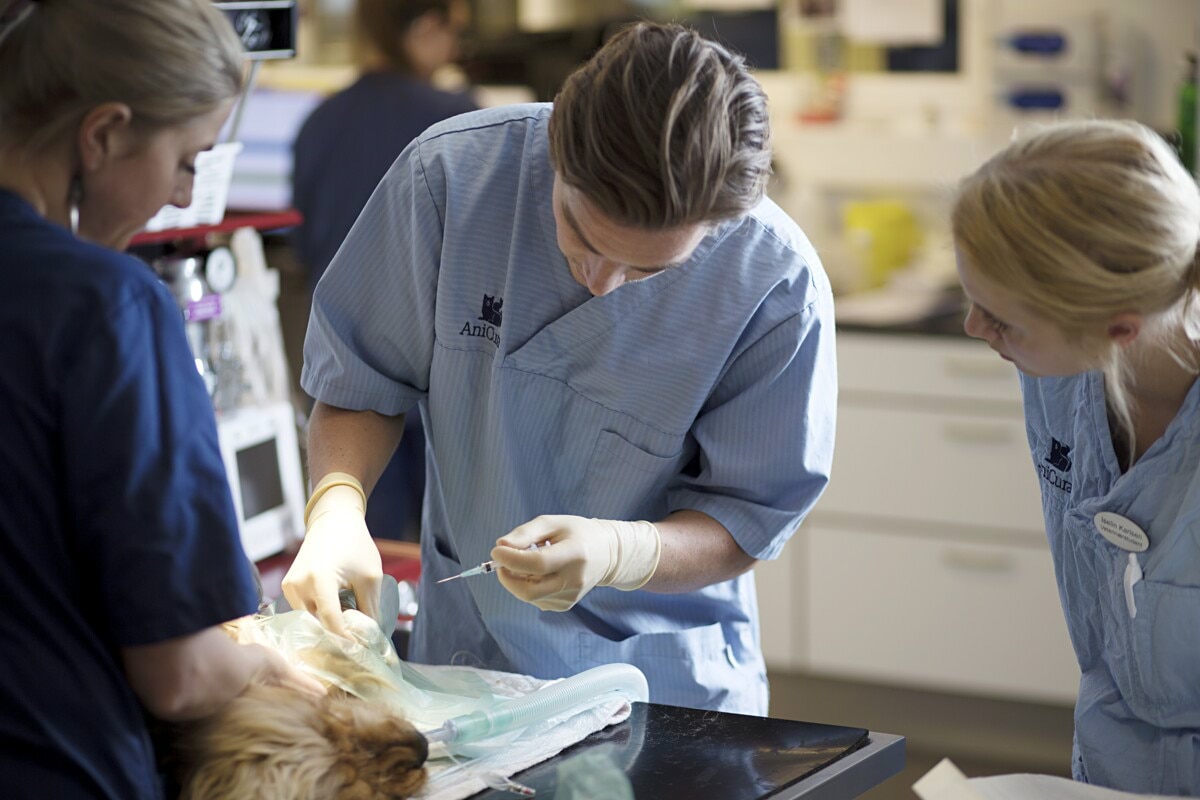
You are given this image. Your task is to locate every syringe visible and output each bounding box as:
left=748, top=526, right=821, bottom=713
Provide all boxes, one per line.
left=435, top=540, right=547, bottom=584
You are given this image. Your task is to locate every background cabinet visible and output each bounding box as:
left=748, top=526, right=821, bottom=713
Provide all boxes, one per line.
left=757, top=331, right=1079, bottom=705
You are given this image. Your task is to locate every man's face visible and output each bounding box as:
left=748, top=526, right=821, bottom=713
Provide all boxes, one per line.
left=551, top=174, right=709, bottom=296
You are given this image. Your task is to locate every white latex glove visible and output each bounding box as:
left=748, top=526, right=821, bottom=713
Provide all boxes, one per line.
left=282, top=472, right=381, bottom=638
left=492, top=515, right=661, bottom=612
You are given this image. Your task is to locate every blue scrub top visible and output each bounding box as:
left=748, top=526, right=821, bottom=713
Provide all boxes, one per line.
left=1022, top=370, right=1200, bottom=794
left=302, top=104, right=837, bottom=713
left=0, top=190, right=258, bottom=799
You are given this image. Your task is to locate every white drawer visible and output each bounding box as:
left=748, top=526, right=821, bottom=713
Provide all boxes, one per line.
left=805, top=524, right=1079, bottom=704
left=819, top=404, right=1046, bottom=534
left=756, top=537, right=804, bottom=671
left=838, top=332, right=1022, bottom=404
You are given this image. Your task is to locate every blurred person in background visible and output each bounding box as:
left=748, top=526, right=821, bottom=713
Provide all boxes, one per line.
left=292, top=0, right=476, bottom=545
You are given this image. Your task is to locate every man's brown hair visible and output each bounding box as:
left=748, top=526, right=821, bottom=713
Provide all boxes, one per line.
left=548, top=22, right=771, bottom=230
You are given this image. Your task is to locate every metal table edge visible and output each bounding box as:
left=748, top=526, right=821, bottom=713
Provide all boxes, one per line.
left=770, top=731, right=906, bottom=800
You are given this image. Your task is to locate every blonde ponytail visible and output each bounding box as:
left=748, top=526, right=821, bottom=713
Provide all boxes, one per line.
left=953, top=120, right=1200, bottom=464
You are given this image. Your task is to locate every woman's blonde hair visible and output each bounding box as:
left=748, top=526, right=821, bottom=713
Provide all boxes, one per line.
left=0, top=0, right=244, bottom=153
left=953, top=119, right=1200, bottom=460
left=548, top=22, right=771, bottom=230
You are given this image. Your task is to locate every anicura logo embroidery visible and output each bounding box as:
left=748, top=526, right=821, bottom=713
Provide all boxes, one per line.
left=1046, top=438, right=1072, bottom=472
left=459, top=294, right=502, bottom=345
left=1037, top=437, right=1073, bottom=494
left=479, top=294, right=503, bottom=326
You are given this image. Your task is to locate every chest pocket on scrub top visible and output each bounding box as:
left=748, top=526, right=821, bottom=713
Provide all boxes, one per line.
left=582, top=429, right=683, bottom=521
left=1123, top=569, right=1200, bottom=727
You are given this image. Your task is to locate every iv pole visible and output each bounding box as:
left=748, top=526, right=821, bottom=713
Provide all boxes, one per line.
left=226, top=59, right=264, bottom=144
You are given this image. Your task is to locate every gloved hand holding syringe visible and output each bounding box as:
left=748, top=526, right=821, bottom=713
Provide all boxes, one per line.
left=436, top=541, right=548, bottom=584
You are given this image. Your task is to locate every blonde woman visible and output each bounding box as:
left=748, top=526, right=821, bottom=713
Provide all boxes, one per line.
left=954, top=119, right=1200, bottom=794
left=0, top=2, right=318, bottom=797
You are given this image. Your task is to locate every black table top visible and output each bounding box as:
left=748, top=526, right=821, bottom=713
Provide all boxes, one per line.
left=467, top=702, right=875, bottom=799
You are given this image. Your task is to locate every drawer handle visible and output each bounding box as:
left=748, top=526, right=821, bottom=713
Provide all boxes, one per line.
left=942, top=549, right=1017, bottom=573
left=942, top=356, right=1014, bottom=381
left=942, top=422, right=1014, bottom=444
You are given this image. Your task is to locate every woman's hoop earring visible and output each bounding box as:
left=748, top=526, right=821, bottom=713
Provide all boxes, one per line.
left=68, top=176, right=81, bottom=236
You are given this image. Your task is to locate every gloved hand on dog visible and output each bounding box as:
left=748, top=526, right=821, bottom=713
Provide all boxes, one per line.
left=282, top=472, right=382, bottom=639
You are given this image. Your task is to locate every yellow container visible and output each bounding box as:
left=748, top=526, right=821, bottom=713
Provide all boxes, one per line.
left=843, top=200, right=923, bottom=290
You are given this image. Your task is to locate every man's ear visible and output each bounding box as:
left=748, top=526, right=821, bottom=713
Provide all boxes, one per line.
left=76, top=102, right=134, bottom=173
left=1106, top=312, right=1143, bottom=350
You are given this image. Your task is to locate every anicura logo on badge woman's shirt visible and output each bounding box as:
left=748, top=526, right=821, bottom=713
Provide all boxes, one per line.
left=1038, top=437, right=1073, bottom=494
left=460, top=294, right=502, bottom=345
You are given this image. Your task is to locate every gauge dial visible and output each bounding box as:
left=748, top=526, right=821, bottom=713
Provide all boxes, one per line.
left=204, top=247, right=237, bottom=294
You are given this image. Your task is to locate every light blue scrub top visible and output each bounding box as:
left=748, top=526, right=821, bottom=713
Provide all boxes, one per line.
left=302, top=104, right=837, bottom=713
left=1022, top=371, right=1200, bottom=794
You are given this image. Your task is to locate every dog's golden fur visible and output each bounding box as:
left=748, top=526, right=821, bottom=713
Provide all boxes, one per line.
left=173, top=684, right=428, bottom=800
left=168, top=618, right=429, bottom=799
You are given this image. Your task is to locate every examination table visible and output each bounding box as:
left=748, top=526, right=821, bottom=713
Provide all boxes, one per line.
left=258, top=541, right=905, bottom=798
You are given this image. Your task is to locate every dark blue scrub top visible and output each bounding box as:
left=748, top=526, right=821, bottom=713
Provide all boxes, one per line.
left=0, top=189, right=258, bottom=799
left=291, top=70, right=477, bottom=287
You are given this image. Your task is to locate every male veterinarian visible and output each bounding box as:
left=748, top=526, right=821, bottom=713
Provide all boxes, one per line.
left=283, top=21, right=837, bottom=714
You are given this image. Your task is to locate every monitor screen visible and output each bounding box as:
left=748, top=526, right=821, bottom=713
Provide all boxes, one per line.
left=218, top=87, right=323, bottom=211
left=236, top=439, right=286, bottom=520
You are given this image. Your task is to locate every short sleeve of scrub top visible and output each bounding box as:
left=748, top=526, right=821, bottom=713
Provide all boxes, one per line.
left=301, top=136, right=441, bottom=417
left=61, top=277, right=258, bottom=645
left=666, top=291, right=836, bottom=560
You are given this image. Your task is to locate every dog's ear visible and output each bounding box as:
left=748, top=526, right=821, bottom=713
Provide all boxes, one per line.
left=324, top=702, right=430, bottom=799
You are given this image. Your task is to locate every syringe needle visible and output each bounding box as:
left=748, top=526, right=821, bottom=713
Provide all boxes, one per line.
left=434, top=541, right=548, bottom=585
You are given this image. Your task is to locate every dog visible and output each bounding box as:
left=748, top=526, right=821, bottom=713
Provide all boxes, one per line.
left=166, top=610, right=429, bottom=800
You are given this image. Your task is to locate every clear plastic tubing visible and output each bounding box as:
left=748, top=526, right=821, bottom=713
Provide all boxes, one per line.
left=425, top=663, right=648, bottom=745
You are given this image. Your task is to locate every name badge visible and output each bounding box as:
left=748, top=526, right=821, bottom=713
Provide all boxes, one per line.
left=1094, top=512, right=1149, bottom=552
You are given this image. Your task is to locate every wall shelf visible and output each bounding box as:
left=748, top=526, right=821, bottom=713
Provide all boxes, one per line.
left=128, top=208, right=303, bottom=249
